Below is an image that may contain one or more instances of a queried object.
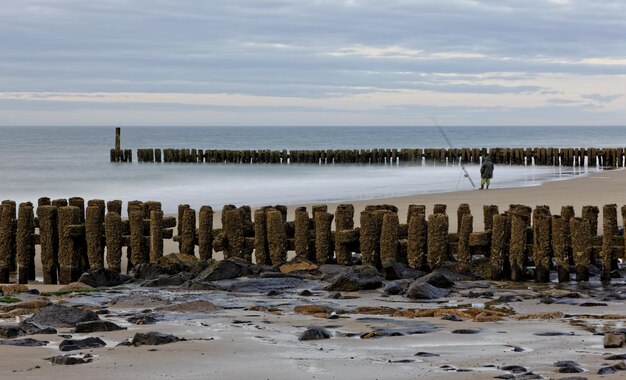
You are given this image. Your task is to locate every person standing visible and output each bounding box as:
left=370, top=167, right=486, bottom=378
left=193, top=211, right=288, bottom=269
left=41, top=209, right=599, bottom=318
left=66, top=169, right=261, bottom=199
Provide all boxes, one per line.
left=480, top=156, right=494, bottom=190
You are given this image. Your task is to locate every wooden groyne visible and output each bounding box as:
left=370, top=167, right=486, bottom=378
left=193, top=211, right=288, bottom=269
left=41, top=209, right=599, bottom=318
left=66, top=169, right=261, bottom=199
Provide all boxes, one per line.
left=126, top=147, right=626, bottom=166
left=0, top=198, right=624, bottom=285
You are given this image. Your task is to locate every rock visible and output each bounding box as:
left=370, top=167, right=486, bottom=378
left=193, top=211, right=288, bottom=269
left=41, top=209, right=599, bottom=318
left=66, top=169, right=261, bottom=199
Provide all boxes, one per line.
left=382, top=260, right=426, bottom=280
left=406, top=281, right=449, bottom=300
left=195, top=258, right=254, bottom=282
left=433, top=268, right=478, bottom=281
left=18, top=321, right=57, bottom=335
left=0, top=338, right=48, bottom=347
left=415, top=352, right=440, bottom=357
left=59, top=337, right=106, bottom=351
left=131, top=332, right=182, bottom=346
left=558, top=366, right=584, bottom=373
left=451, top=329, right=481, bottom=334
left=327, top=291, right=342, bottom=299
left=127, top=312, right=159, bottom=325
left=501, top=365, right=528, bottom=374
left=0, top=325, right=24, bottom=338
left=157, top=252, right=199, bottom=270
left=298, top=327, right=332, bottom=341
left=605, top=354, right=626, bottom=360
left=141, top=273, right=190, bottom=287
left=74, top=320, right=126, bottom=333
left=579, top=302, right=608, bottom=307
left=25, top=304, right=99, bottom=328
left=59, top=282, right=94, bottom=292
left=294, top=305, right=334, bottom=315
left=0, top=284, right=29, bottom=295
left=78, top=268, right=133, bottom=288
left=325, top=265, right=383, bottom=292
left=299, top=289, right=313, bottom=296
left=604, top=332, right=625, bottom=348
left=554, top=360, right=581, bottom=368
left=48, top=355, right=92, bottom=365
left=497, top=295, right=524, bottom=303
left=383, top=280, right=411, bottom=296
left=442, top=315, right=463, bottom=322
left=419, top=272, right=455, bottom=288
left=223, top=277, right=306, bottom=293
left=279, top=257, right=318, bottom=274
left=158, top=300, right=221, bottom=313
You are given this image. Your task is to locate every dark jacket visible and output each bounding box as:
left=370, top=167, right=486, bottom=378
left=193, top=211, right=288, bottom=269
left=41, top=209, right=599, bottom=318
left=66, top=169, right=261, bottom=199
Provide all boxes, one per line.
left=481, top=158, right=494, bottom=179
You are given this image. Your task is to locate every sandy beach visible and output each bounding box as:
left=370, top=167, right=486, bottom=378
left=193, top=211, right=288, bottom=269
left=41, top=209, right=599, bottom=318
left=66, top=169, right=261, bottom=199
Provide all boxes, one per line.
left=1, top=168, right=626, bottom=380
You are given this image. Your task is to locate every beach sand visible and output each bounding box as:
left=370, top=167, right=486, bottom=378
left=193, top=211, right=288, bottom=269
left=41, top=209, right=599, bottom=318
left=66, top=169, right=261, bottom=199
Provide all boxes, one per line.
left=2, top=168, right=626, bottom=379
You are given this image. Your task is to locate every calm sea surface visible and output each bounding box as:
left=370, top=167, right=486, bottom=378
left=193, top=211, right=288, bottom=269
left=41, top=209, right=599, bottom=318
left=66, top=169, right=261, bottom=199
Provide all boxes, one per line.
left=0, top=126, right=623, bottom=212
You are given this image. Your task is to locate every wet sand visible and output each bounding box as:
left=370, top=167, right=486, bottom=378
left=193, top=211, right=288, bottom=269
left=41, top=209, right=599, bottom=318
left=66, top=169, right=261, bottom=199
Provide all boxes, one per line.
left=2, top=168, right=626, bottom=379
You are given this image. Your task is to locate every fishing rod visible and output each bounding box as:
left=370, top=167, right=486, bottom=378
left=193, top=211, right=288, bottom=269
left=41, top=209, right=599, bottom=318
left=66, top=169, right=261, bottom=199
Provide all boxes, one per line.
left=430, top=116, right=476, bottom=188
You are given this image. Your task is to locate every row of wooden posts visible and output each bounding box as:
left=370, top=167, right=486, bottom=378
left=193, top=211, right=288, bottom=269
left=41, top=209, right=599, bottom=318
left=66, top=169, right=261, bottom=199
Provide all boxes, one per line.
left=124, top=147, right=626, bottom=167
left=0, top=198, right=623, bottom=285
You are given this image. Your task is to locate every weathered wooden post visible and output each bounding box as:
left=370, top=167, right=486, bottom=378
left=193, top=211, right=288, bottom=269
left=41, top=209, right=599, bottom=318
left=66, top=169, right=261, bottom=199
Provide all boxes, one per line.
left=68, top=197, right=88, bottom=272
left=86, top=205, right=105, bottom=270
left=407, top=213, right=428, bottom=270
left=58, top=206, right=82, bottom=284
left=267, top=209, right=287, bottom=264
left=581, top=205, right=599, bottom=236
left=254, top=209, right=271, bottom=265
left=294, top=207, right=310, bottom=259
left=490, top=213, right=508, bottom=280
left=223, top=208, right=243, bottom=259
left=407, top=204, right=426, bottom=223
left=198, top=206, right=213, bottom=260
left=360, top=210, right=381, bottom=268
left=149, top=209, right=164, bottom=263
left=380, top=212, right=399, bottom=264
left=177, top=204, right=190, bottom=252
left=0, top=204, right=13, bottom=283
left=551, top=216, right=569, bottom=282
left=37, top=205, right=58, bottom=284
left=433, top=204, right=447, bottom=215
left=483, top=205, right=499, bottom=231
left=115, top=127, right=121, bottom=153
left=105, top=211, right=122, bottom=273
left=129, top=208, right=145, bottom=266
left=509, top=205, right=531, bottom=281
left=457, top=204, right=471, bottom=234
left=181, top=207, right=197, bottom=256
left=427, top=213, right=448, bottom=269
left=533, top=212, right=552, bottom=283
left=16, top=203, right=34, bottom=284
left=457, top=213, right=473, bottom=272
left=107, top=200, right=122, bottom=216
left=601, top=204, right=617, bottom=282
left=315, top=212, right=334, bottom=264
left=570, top=217, right=591, bottom=281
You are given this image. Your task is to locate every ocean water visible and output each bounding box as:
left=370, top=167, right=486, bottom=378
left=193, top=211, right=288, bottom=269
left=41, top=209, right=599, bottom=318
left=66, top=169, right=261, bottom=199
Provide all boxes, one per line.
left=0, top=126, right=620, bottom=212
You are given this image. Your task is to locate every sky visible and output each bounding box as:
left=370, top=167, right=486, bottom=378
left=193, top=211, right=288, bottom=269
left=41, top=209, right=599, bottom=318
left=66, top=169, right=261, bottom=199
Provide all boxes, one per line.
left=1, top=0, right=626, bottom=126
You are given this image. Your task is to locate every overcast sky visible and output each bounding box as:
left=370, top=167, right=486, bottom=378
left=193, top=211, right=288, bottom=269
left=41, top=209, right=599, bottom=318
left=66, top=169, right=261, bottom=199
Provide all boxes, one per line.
left=1, top=0, right=626, bottom=126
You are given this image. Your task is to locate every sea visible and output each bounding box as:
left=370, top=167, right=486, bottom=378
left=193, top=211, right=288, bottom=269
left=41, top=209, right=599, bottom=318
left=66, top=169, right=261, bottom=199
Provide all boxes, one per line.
left=0, top=126, right=623, bottom=213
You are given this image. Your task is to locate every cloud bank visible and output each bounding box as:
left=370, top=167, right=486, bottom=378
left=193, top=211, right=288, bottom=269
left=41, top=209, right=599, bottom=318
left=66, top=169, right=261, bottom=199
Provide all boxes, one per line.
left=1, top=0, right=626, bottom=126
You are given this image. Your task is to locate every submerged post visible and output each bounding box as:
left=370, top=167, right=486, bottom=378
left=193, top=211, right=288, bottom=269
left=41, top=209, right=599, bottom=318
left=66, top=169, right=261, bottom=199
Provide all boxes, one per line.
left=115, top=127, right=121, bottom=152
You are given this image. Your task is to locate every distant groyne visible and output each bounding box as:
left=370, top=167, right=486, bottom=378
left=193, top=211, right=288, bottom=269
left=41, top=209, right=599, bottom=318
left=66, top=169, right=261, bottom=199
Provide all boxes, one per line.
left=0, top=198, right=624, bottom=286
left=112, top=147, right=626, bottom=167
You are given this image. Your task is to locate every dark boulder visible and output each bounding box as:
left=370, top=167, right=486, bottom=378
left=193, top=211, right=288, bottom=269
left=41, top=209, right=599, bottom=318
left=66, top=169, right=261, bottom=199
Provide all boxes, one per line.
left=25, top=304, right=99, bottom=328
left=0, top=338, right=48, bottom=347
left=406, top=281, right=449, bottom=300
left=48, top=355, right=92, bottom=365
left=131, top=332, right=183, bottom=346
left=298, top=327, right=332, bottom=341
left=325, top=265, right=383, bottom=292
left=141, top=273, right=191, bottom=287
left=78, top=268, right=133, bottom=288
left=59, top=337, right=106, bottom=351
left=74, top=320, right=126, bottom=333
left=195, top=258, right=256, bottom=282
